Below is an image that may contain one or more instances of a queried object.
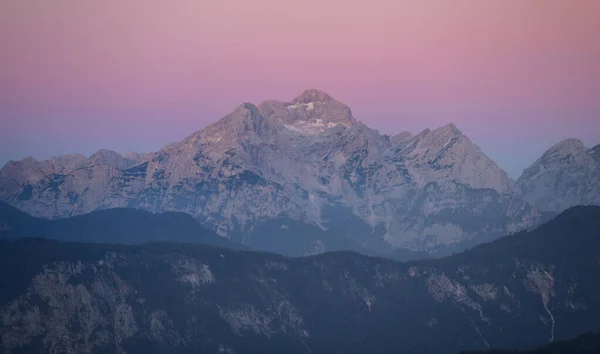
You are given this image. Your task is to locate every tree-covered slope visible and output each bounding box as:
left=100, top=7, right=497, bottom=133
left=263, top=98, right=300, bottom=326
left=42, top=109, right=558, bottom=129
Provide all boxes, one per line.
left=461, top=332, right=600, bottom=354
left=0, top=206, right=599, bottom=354
left=0, top=201, right=244, bottom=249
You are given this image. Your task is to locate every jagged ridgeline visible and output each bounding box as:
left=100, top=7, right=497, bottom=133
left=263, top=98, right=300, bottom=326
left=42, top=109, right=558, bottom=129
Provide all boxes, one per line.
left=1, top=89, right=567, bottom=258
left=517, top=139, right=600, bottom=214
left=1, top=206, right=599, bottom=354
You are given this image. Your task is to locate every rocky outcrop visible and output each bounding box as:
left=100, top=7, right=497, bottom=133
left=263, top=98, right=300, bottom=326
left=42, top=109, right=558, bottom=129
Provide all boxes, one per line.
left=0, top=90, right=540, bottom=254
left=517, top=139, right=600, bottom=213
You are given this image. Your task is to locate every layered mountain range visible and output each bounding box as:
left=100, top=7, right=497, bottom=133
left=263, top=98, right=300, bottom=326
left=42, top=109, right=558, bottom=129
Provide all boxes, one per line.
left=1, top=90, right=598, bottom=256
left=1, top=206, right=600, bottom=354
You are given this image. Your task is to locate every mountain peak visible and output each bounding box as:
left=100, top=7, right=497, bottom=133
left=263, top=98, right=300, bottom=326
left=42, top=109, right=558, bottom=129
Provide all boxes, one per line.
left=518, top=137, right=600, bottom=212
left=292, top=89, right=333, bottom=104
left=555, top=138, right=584, bottom=147
left=237, top=102, right=260, bottom=113
left=213, top=102, right=261, bottom=128
left=402, top=122, right=517, bottom=194
left=433, top=123, right=462, bottom=137
left=545, top=138, right=585, bottom=156
left=181, top=100, right=274, bottom=151
left=443, top=123, right=462, bottom=135
left=88, top=149, right=137, bottom=170
left=90, top=149, right=122, bottom=159
left=257, top=90, right=355, bottom=135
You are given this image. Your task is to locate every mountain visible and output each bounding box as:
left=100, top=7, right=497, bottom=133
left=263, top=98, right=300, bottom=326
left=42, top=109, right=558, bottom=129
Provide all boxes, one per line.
left=518, top=139, right=600, bottom=213
left=0, top=201, right=423, bottom=260
left=0, top=90, right=540, bottom=256
left=461, top=332, right=600, bottom=354
left=0, top=201, right=244, bottom=249
left=1, top=206, right=599, bottom=354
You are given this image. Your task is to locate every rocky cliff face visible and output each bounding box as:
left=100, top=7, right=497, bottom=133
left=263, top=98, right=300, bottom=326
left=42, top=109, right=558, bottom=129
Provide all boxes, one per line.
left=0, top=90, right=540, bottom=255
left=1, top=206, right=599, bottom=354
left=517, top=139, right=600, bottom=213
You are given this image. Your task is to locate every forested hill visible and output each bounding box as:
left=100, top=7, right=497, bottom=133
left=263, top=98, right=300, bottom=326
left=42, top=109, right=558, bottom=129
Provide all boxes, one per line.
left=0, top=201, right=244, bottom=249
left=461, top=332, right=600, bottom=354
left=0, top=206, right=599, bottom=354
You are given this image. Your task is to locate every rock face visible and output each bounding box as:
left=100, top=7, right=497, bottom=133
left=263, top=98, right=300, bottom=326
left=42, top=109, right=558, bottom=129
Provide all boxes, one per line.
left=0, top=90, right=540, bottom=255
left=517, top=139, right=600, bottom=213
left=1, top=206, right=599, bottom=354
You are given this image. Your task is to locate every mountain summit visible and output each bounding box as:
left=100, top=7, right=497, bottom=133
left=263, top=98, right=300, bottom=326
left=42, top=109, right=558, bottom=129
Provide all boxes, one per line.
left=292, top=88, right=334, bottom=103
left=259, top=89, right=356, bottom=134
left=0, top=90, right=540, bottom=255
left=518, top=139, right=600, bottom=212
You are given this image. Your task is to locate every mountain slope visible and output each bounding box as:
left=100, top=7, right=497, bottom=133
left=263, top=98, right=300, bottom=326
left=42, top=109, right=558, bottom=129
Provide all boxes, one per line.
left=1, top=206, right=599, bottom=354
left=0, top=201, right=244, bottom=249
left=0, top=90, right=540, bottom=255
left=518, top=139, right=600, bottom=213
left=461, top=332, right=600, bottom=354
left=0, top=201, right=429, bottom=260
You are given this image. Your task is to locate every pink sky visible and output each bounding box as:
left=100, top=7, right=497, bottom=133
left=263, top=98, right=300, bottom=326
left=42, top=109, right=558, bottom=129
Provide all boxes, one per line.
left=1, top=0, right=599, bottom=177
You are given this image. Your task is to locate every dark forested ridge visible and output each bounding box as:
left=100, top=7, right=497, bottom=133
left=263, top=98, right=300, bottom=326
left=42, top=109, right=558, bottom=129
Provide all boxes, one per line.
left=461, top=332, right=600, bottom=353
left=0, top=201, right=244, bottom=249
left=0, top=206, right=599, bottom=354
left=0, top=201, right=435, bottom=260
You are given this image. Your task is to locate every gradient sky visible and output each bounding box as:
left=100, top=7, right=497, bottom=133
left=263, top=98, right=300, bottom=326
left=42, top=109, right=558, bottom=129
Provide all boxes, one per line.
left=1, top=0, right=599, bottom=178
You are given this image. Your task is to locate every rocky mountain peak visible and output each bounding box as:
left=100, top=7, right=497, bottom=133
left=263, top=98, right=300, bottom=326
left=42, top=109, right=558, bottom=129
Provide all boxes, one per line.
left=0, top=157, right=37, bottom=180
left=195, top=102, right=263, bottom=135
left=544, top=138, right=585, bottom=157
left=413, top=123, right=462, bottom=143
left=4, top=156, right=36, bottom=168
left=175, top=101, right=279, bottom=159
left=410, top=123, right=465, bottom=151
left=258, top=90, right=356, bottom=135
left=397, top=123, right=518, bottom=194
left=89, top=149, right=123, bottom=163
left=0, top=154, right=90, bottom=201
left=86, top=149, right=140, bottom=170
left=520, top=139, right=590, bottom=173
left=292, top=89, right=333, bottom=104
left=237, top=102, right=260, bottom=114
left=438, top=123, right=462, bottom=136
left=518, top=138, right=600, bottom=213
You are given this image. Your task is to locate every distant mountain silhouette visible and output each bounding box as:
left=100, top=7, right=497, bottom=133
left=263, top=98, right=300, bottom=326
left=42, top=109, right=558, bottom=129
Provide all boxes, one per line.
left=0, top=201, right=245, bottom=249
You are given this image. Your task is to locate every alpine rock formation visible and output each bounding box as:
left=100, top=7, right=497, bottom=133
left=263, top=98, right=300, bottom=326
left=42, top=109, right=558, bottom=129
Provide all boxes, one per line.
left=0, top=90, right=540, bottom=256
left=517, top=139, right=600, bottom=214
